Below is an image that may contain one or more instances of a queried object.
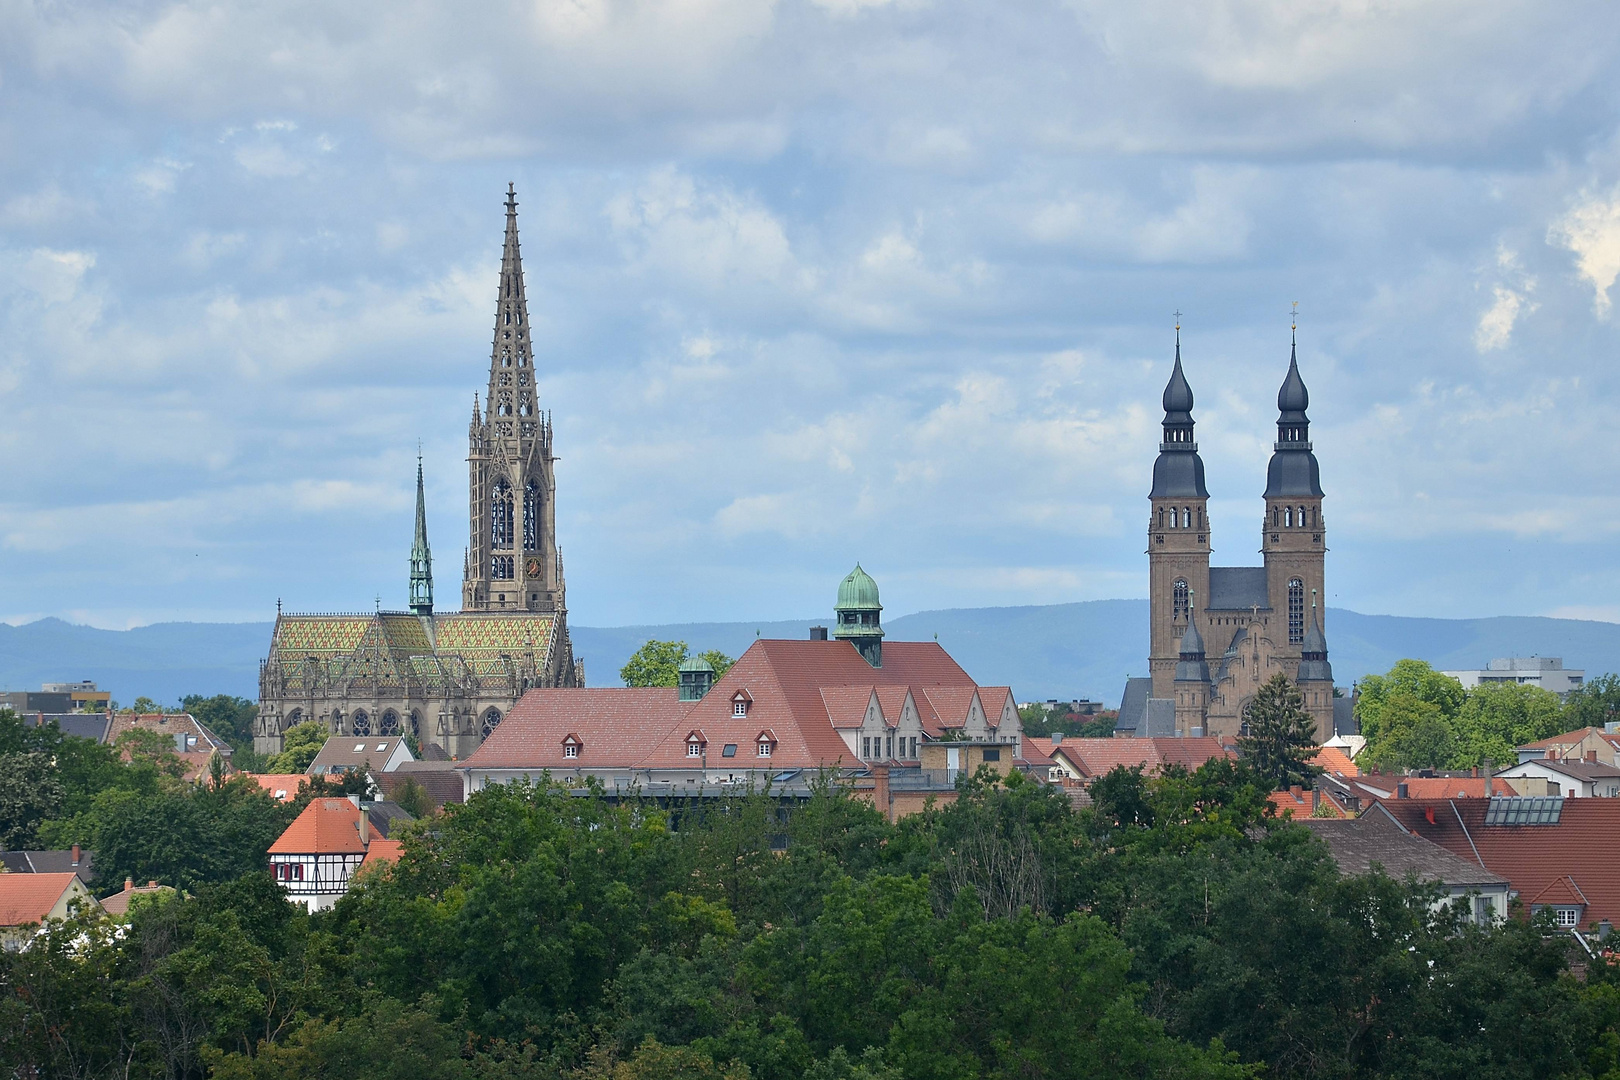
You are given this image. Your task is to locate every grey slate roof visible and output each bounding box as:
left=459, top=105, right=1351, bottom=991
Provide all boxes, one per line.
left=1139, top=699, right=1177, bottom=737
left=1114, top=677, right=1152, bottom=735
left=1333, top=697, right=1357, bottom=736
left=1206, top=567, right=1270, bottom=611
left=0, top=849, right=96, bottom=885
left=1303, top=811, right=1507, bottom=890
left=23, top=713, right=112, bottom=743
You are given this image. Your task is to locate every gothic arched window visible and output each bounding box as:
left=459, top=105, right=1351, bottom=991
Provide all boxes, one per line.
left=1288, top=578, right=1305, bottom=644
left=352, top=710, right=371, bottom=737
left=491, top=479, right=514, bottom=548
left=1172, top=579, right=1189, bottom=621
left=1284, top=507, right=1294, bottom=527
left=380, top=710, right=399, bottom=736
left=408, top=711, right=421, bottom=738
left=523, top=479, right=540, bottom=551
left=502, top=348, right=512, bottom=368
left=1182, top=508, right=1191, bottom=528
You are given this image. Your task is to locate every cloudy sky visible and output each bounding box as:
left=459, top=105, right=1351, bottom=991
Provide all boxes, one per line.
left=3, top=0, right=1620, bottom=630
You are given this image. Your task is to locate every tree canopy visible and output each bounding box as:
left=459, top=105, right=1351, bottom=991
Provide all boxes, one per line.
left=1236, top=674, right=1321, bottom=790
left=620, top=640, right=737, bottom=688
left=1356, top=660, right=1567, bottom=771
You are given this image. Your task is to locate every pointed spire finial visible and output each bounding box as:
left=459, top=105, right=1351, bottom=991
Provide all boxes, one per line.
left=1291, top=301, right=1298, bottom=346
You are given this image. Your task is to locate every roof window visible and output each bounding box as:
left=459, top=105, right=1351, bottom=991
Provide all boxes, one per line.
left=353, top=742, right=365, bottom=752
left=721, top=744, right=737, bottom=757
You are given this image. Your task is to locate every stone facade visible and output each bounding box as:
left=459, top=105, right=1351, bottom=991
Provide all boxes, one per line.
left=1144, top=329, right=1334, bottom=740
left=255, top=186, right=580, bottom=758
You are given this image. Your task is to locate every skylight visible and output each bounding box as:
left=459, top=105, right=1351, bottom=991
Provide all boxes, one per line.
left=1483, top=796, right=1564, bottom=825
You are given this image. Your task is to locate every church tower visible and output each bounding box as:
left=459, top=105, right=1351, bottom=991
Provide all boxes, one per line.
left=1148, top=328, right=1212, bottom=702
left=1261, top=329, right=1326, bottom=666
left=464, top=185, right=566, bottom=614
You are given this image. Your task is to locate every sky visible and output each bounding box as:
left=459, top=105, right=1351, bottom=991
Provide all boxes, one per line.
left=3, top=0, right=1620, bottom=630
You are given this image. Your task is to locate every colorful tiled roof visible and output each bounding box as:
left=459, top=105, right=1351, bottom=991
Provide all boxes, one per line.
left=268, top=798, right=368, bottom=855
left=0, top=873, right=86, bottom=927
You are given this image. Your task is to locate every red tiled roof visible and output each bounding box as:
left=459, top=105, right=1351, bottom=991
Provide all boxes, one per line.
left=268, top=798, right=367, bottom=855
left=463, top=688, right=691, bottom=770
left=1529, top=875, right=1588, bottom=907
left=820, top=687, right=877, bottom=729
left=0, top=872, right=84, bottom=927
left=1353, top=775, right=1512, bottom=800
left=1269, top=786, right=1348, bottom=818
left=360, top=839, right=404, bottom=872
left=1050, top=737, right=1232, bottom=778
left=1380, top=797, right=1620, bottom=926
left=874, top=686, right=912, bottom=725
left=250, top=774, right=309, bottom=802
left=1313, top=746, right=1359, bottom=777
left=1522, top=727, right=1606, bottom=749
left=108, top=713, right=233, bottom=782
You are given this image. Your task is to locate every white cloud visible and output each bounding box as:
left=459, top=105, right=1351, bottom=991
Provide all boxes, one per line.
left=1551, top=186, right=1620, bottom=317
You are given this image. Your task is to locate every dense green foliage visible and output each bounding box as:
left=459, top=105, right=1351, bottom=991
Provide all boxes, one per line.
left=266, top=721, right=331, bottom=774
left=1017, top=703, right=1118, bottom=739
left=184, top=694, right=261, bottom=755
left=5, top=757, right=1620, bottom=1080
left=1356, top=659, right=1568, bottom=770
left=620, top=640, right=737, bottom=688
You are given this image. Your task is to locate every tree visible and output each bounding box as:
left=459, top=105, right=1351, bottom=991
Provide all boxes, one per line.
left=266, top=721, right=329, bottom=773
left=697, top=650, right=736, bottom=680
left=1564, top=672, right=1620, bottom=731
left=0, top=751, right=64, bottom=849
left=621, top=640, right=690, bottom=688
left=390, top=775, right=434, bottom=819
left=1360, top=691, right=1455, bottom=772
left=1451, top=681, right=1565, bottom=768
left=1236, top=674, right=1320, bottom=790
left=181, top=694, right=259, bottom=752
left=1354, top=660, right=1465, bottom=747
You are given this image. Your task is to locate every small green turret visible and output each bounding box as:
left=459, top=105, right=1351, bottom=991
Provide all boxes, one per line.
left=833, top=563, right=884, bottom=667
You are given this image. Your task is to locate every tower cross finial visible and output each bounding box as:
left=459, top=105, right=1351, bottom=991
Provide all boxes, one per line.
left=1290, top=301, right=1299, bottom=341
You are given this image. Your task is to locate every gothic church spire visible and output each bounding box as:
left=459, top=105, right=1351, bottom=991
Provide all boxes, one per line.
left=1264, top=330, right=1324, bottom=497
left=409, top=453, right=433, bottom=616
left=1150, top=324, right=1209, bottom=498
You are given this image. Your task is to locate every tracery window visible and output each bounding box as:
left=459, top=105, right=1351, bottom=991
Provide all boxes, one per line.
left=352, top=710, right=371, bottom=737
left=502, top=348, right=512, bottom=367
left=1288, top=578, right=1305, bottom=644
left=491, top=479, right=514, bottom=548
left=491, top=555, right=514, bottom=579
left=380, top=710, right=399, bottom=736
left=481, top=708, right=502, bottom=739
left=523, top=479, right=540, bottom=550
left=1172, top=579, right=1189, bottom=621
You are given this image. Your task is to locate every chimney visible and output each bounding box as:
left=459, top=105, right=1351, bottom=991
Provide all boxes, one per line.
left=1397, top=781, right=1409, bottom=799
left=147, top=881, right=156, bottom=888
left=125, top=877, right=133, bottom=891
left=1588, top=750, right=1598, bottom=763
left=1312, top=788, right=1320, bottom=811
left=1471, top=767, right=1479, bottom=778
left=809, top=626, right=828, bottom=641
left=359, top=810, right=370, bottom=847
left=1291, top=784, right=1303, bottom=798
left=1050, top=732, right=1063, bottom=746
left=1424, top=806, right=1436, bottom=825
left=71, top=843, right=81, bottom=865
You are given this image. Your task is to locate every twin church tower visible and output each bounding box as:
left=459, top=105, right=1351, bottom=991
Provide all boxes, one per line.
left=1143, top=328, right=1334, bottom=740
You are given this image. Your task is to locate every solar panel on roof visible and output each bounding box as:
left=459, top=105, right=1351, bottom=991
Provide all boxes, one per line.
left=1483, top=796, right=1564, bottom=825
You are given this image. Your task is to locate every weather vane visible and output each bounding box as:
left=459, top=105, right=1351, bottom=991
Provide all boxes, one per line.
left=1291, top=301, right=1299, bottom=332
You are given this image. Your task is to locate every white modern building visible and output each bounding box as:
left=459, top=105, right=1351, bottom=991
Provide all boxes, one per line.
left=1441, top=657, right=1584, bottom=697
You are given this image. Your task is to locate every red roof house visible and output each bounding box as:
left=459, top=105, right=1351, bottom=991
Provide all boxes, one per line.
left=0, top=872, right=96, bottom=948
left=267, top=797, right=390, bottom=912
left=1380, top=796, right=1620, bottom=930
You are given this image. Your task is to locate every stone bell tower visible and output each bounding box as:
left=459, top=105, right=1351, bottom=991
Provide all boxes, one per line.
left=464, top=184, right=566, bottom=614
left=1148, top=327, right=1212, bottom=702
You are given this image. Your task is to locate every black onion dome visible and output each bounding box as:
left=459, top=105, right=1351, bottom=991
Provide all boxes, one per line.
left=1277, top=344, right=1309, bottom=417
left=1163, top=352, right=1194, bottom=414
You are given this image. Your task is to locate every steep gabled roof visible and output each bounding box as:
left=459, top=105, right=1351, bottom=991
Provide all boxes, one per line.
left=462, top=688, right=690, bottom=770
left=268, top=799, right=368, bottom=856
left=0, top=873, right=89, bottom=927
left=1304, top=812, right=1505, bottom=888
left=1381, top=797, right=1620, bottom=925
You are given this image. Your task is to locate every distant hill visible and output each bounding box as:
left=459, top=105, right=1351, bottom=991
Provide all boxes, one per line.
left=5, top=604, right=1620, bottom=708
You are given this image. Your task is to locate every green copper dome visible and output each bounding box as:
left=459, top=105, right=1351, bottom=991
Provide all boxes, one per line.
left=836, top=564, right=882, bottom=611
left=677, top=655, right=715, bottom=673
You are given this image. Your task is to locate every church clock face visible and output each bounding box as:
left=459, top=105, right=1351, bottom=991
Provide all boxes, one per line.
left=525, top=557, right=542, bottom=577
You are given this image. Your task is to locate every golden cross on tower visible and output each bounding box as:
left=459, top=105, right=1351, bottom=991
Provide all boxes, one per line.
left=1290, top=301, right=1299, bottom=332
left=1173, top=309, right=1182, bottom=330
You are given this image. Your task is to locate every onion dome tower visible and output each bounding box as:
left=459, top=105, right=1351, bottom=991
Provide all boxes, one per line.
left=834, top=564, right=884, bottom=668
left=1262, top=323, right=1328, bottom=655
left=1148, top=324, right=1213, bottom=702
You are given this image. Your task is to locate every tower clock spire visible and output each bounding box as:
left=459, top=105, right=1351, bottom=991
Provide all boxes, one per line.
left=409, top=451, right=433, bottom=616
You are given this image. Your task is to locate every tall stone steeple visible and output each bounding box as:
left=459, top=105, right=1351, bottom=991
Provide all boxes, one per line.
left=463, top=184, right=565, bottom=614
left=409, top=452, right=433, bottom=616
left=1262, top=325, right=1327, bottom=653
left=1148, top=324, right=1213, bottom=703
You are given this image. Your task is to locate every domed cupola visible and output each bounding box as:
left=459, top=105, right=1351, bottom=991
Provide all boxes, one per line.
left=833, top=564, right=885, bottom=668
left=1264, top=332, right=1324, bottom=498
left=1150, top=328, right=1210, bottom=499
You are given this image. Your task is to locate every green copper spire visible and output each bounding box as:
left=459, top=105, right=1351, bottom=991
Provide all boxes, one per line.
left=409, top=452, right=434, bottom=616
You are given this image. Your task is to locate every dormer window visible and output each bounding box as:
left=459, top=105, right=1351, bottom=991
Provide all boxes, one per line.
left=731, top=691, right=751, bottom=717
left=562, top=734, right=581, bottom=759
left=686, top=732, right=705, bottom=758
left=756, top=730, right=777, bottom=758
left=758, top=741, right=772, bottom=758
